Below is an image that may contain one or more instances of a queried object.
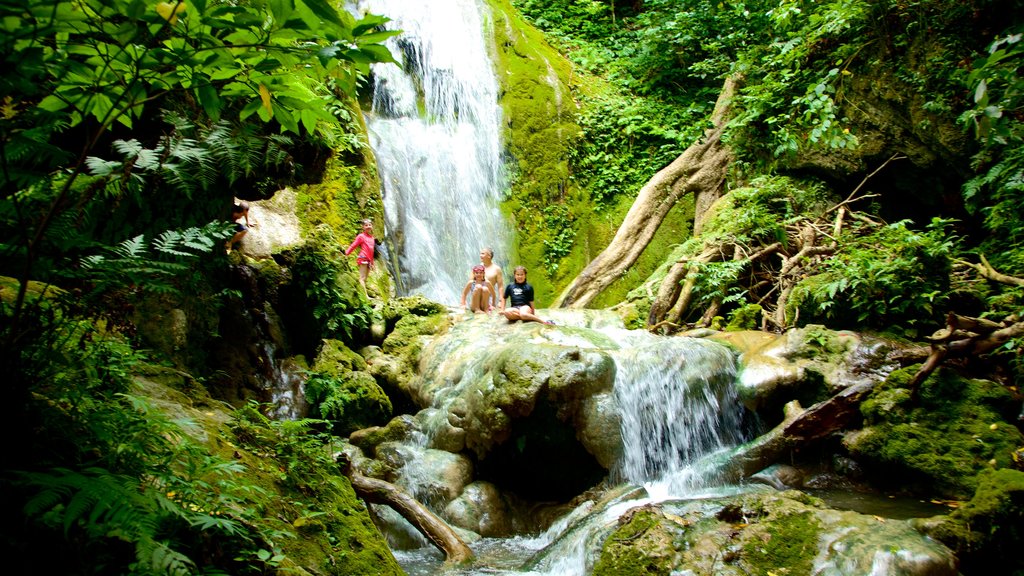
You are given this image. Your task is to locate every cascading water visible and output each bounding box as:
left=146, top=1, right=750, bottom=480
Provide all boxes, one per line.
left=355, top=0, right=511, bottom=305
left=610, top=331, right=747, bottom=494
left=365, top=313, right=752, bottom=576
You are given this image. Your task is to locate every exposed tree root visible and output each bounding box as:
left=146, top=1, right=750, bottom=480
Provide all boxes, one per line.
left=339, top=456, right=474, bottom=564
left=553, top=75, right=741, bottom=309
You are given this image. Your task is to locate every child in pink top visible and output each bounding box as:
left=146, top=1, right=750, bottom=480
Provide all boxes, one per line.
left=345, top=219, right=375, bottom=289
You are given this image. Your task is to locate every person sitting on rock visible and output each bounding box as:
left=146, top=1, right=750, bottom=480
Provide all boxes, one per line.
left=460, top=264, right=493, bottom=313
left=499, top=266, right=553, bottom=325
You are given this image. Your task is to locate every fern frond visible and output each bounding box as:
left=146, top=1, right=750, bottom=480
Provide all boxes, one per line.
left=111, top=234, right=149, bottom=259
left=136, top=537, right=196, bottom=576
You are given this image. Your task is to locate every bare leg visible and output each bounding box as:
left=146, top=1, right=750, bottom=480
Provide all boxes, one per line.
left=513, top=305, right=546, bottom=324
left=226, top=230, right=247, bottom=253
left=470, top=286, right=490, bottom=313
left=358, top=263, right=369, bottom=288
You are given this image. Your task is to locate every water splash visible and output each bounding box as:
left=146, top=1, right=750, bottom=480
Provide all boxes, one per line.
left=608, top=331, right=746, bottom=493
left=356, top=0, right=511, bottom=305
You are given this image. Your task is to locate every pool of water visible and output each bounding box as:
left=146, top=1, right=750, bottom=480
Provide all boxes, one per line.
left=805, top=488, right=954, bottom=520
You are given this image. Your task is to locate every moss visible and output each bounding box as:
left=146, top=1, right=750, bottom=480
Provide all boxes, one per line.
left=726, top=303, right=763, bottom=331
left=378, top=294, right=448, bottom=328
left=306, top=339, right=391, bottom=435
left=295, top=97, right=383, bottom=237
left=593, top=507, right=685, bottom=576
left=226, top=404, right=403, bottom=575
left=917, top=468, right=1024, bottom=575
left=485, top=0, right=588, bottom=305
left=587, top=192, right=695, bottom=309
left=740, top=508, right=819, bottom=576
left=381, top=312, right=450, bottom=362
left=848, top=366, right=1024, bottom=497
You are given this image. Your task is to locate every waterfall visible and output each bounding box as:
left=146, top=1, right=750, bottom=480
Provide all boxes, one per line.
left=356, top=0, right=511, bottom=305
left=609, top=331, right=747, bottom=494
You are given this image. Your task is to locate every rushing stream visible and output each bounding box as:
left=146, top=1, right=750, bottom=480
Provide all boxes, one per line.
left=375, top=314, right=755, bottom=576
left=356, top=0, right=511, bottom=305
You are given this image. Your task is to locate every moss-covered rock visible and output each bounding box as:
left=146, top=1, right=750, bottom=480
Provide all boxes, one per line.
left=913, top=468, right=1024, bottom=575
left=226, top=403, right=403, bottom=575
left=845, top=366, right=1024, bottom=498
left=589, top=491, right=955, bottom=576
left=306, top=339, right=392, bottom=436
left=592, top=505, right=688, bottom=576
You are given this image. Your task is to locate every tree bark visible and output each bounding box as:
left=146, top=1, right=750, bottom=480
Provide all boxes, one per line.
left=553, top=75, right=741, bottom=309
left=346, top=472, right=474, bottom=564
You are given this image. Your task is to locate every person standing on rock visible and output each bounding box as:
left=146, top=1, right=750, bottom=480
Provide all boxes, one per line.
left=345, top=219, right=375, bottom=290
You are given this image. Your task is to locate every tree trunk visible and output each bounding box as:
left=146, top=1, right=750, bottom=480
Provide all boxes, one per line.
left=552, top=75, right=741, bottom=309
left=346, top=472, right=474, bottom=564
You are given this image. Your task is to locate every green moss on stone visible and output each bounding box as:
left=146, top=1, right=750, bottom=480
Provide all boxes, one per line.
left=740, top=508, right=819, bottom=575
left=227, top=404, right=403, bottom=575
left=726, top=303, right=763, bottom=331
left=848, top=366, right=1024, bottom=497
left=915, top=468, right=1024, bottom=575
left=306, top=339, right=392, bottom=435
left=593, top=507, right=686, bottom=576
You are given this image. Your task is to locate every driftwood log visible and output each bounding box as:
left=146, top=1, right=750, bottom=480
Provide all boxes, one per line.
left=339, top=456, right=474, bottom=564
left=720, top=380, right=878, bottom=483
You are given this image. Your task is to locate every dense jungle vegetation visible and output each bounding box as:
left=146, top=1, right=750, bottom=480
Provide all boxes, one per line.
left=0, top=0, right=1023, bottom=574
left=514, top=0, right=1024, bottom=373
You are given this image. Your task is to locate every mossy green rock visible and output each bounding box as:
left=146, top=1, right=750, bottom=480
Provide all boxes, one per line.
left=306, top=339, right=392, bottom=436
left=913, top=468, right=1024, bottom=575
left=846, top=366, right=1023, bottom=498
left=591, top=491, right=956, bottom=576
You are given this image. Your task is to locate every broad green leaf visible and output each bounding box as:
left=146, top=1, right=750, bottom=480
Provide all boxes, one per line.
left=196, top=82, right=222, bottom=121
left=299, top=0, right=344, bottom=27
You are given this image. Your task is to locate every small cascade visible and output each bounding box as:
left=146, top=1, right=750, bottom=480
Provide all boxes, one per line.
left=356, top=0, right=511, bottom=305
left=223, top=263, right=307, bottom=421
left=609, top=331, right=747, bottom=494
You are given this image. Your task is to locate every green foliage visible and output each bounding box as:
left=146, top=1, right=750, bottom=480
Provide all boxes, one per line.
left=6, top=311, right=282, bottom=574
left=304, top=339, right=391, bottom=436
left=289, top=227, right=372, bottom=343
left=303, top=371, right=392, bottom=436
left=959, top=31, right=1024, bottom=331
left=227, top=403, right=404, bottom=575
left=541, top=204, right=577, bottom=271
left=570, top=91, right=705, bottom=210
left=0, top=0, right=396, bottom=341
left=790, top=218, right=957, bottom=331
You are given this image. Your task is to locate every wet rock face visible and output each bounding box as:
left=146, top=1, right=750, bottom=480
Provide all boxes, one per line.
left=590, top=491, right=958, bottom=576
left=710, top=325, right=900, bottom=425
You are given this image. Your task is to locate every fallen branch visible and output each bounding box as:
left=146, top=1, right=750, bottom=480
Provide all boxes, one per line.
left=908, top=312, right=1024, bottom=396
left=959, top=254, right=1024, bottom=288
left=717, top=380, right=878, bottom=482
left=338, top=457, right=474, bottom=564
